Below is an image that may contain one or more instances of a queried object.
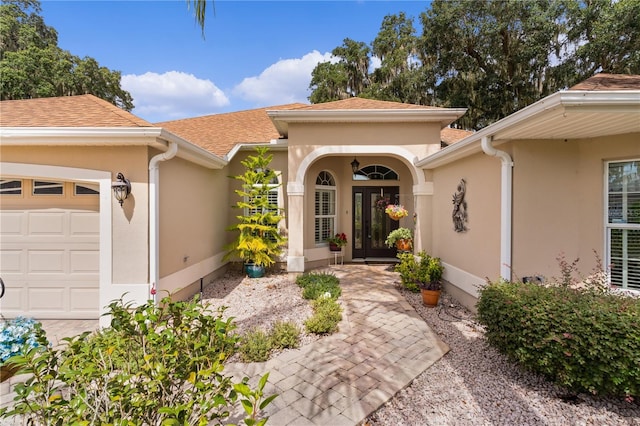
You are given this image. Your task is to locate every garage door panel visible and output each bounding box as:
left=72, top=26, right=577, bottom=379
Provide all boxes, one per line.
left=28, top=287, right=65, bottom=312
left=0, top=205, right=99, bottom=319
left=70, top=288, right=100, bottom=312
left=28, top=250, right=66, bottom=273
left=28, top=212, right=65, bottom=235
left=0, top=212, right=25, bottom=235
left=70, top=250, right=99, bottom=273
left=70, top=212, right=99, bottom=236
left=0, top=250, right=23, bottom=272
left=0, top=283, right=25, bottom=311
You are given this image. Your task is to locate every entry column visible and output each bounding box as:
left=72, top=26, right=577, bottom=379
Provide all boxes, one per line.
left=413, top=182, right=434, bottom=254
left=287, top=182, right=305, bottom=273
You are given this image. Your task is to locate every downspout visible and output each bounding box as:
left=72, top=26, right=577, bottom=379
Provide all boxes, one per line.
left=149, top=141, right=178, bottom=303
left=481, top=136, right=513, bottom=280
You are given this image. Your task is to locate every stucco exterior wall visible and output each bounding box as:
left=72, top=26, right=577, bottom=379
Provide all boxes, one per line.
left=0, top=145, right=150, bottom=285
left=156, top=153, right=229, bottom=298
left=431, top=152, right=502, bottom=294
left=511, top=132, right=640, bottom=280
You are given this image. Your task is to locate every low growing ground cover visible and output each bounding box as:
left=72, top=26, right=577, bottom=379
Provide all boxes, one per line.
left=238, top=272, right=343, bottom=362
left=297, top=272, right=343, bottom=334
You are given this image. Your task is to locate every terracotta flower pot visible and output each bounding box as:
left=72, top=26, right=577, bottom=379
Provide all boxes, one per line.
left=395, top=238, right=412, bottom=252
left=420, top=288, right=441, bottom=307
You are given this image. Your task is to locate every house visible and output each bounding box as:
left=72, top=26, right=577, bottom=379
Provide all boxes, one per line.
left=1, top=73, right=638, bottom=322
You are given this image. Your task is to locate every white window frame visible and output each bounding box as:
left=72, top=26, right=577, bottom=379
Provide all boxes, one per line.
left=315, top=171, right=337, bottom=245
left=33, top=180, right=64, bottom=195
left=605, top=159, right=640, bottom=290
left=0, top=179, right=22, bottom=195
left=74, top=182, right=100, bottom=196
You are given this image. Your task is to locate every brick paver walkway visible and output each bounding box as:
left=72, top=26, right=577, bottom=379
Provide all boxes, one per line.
left=224, top=264, right=449, bottom=426
left=1, top=265, right=449, bottom=426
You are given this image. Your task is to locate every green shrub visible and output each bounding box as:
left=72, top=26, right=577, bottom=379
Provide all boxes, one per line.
left=394, top=252, right=420, bottom=292
left=477, top=281, right=640, bottom=398
left=305, top=297, right=343, bottom=334
left=270, top=321, right=300, bottom=350
left=296, top=272, right=341, bottom=300
left=237, top=321, right=300, bottom=362
left=394, top=251, right=444, bottom=292
left=0, top=296, right=276, bottom=425
left=239, top=327, right=273, bottom=362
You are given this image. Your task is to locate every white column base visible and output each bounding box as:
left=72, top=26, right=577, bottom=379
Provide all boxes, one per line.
left=287, top=255, right=305, bottom=272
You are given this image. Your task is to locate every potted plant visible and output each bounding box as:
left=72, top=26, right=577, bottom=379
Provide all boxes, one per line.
left=327, top=233, right=347, bottom=251
left=385, top=204, right=409, bottom=221
left=394, top=251, right=444, bottom=307
left=224, top=147, right=287, bottom=278
left=385, top=227, right=413, bottom=251
left=417, top=254, right=444, bottom=307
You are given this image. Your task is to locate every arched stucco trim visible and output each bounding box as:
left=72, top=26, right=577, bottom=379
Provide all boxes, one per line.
left=0, top=162, right=112, bottom=324
left=294, top=146, right=423, bottom=188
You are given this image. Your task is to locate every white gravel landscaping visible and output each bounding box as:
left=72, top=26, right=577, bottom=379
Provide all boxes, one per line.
left=2, top=266, right=638, bottom=425
left=202, top=266, right=639, bottom=425
left=365, top=288, right=640, bottom=426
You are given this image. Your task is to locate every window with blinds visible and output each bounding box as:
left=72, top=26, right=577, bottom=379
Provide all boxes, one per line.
left=315, top=171, right=336, bottom=244
left=607, top=160, right=640, bottom=290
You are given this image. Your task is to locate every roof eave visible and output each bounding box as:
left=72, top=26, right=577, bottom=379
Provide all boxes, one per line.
left=0, top=127, right=228, bottom=170
left=417, top=90, right=640, bottom=169
left=225, top=139, right=289, bottom=161
left=267, top=108, right=468, bottom=137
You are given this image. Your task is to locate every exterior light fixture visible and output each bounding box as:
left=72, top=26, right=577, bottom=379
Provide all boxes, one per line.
left=112, top=172, right=131, bottom=206
left=351, top=157, right=360, bottom=173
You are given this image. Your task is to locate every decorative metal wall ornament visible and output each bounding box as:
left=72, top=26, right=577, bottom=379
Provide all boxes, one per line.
left=452, top=179, right=468, bottom=232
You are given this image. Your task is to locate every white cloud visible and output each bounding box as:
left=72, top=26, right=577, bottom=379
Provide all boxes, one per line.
left=370, top=56, right=382, bottom=72
left=121, top=71, right=229, bottom=122
left=233, top=50, right=334, bottom=106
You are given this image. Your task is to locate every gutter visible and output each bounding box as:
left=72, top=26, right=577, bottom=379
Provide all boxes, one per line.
left=148, top=140, right=178, bottom=303
left=224, top=139, right=288, bottom=161
left=481, top=136, right=513, bottom=280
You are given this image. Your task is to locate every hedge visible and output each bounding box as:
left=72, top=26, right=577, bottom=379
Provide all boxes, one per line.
left=477, top=281, right=640, bottom=398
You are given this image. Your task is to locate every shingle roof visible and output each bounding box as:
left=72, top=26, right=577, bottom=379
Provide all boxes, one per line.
left=441, top=127, right=474, bottom=145
left=157, top=104, right=306, bottom=157
left=0, top=94, right=153, bottom=127
left=569, top=73, right=640, bottom=91
left=294, top=97, right=445, bottom=111
left=159, top=98, right=457, bottom=156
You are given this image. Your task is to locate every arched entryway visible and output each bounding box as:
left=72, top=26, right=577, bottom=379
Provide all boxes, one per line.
left=287, top=146, right=428, bottom=272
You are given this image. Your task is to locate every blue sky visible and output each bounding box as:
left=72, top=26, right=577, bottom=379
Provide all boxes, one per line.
left=40, top=0, right=431, bottom=123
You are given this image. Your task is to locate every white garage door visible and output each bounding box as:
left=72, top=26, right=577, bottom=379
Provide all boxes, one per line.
left=0, top=181, right=100, bottom=319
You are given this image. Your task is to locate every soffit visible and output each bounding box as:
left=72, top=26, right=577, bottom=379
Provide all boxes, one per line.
left=491, top=92, right=640, bottom=143
left=418, top=90, right=640, bottom=169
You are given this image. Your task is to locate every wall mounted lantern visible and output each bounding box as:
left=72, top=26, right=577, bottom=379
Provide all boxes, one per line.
left=112, top=172, right=131, bottom=206
left=351, top=157, right=360, bottom=173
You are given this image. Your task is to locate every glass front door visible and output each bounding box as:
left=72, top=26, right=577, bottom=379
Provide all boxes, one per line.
left=352, top=186, right=399, bottom=258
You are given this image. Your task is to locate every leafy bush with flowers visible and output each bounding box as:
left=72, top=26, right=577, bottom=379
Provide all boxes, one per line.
left=0, top=296, right=276, bottom=424
left=327, top=233, right=348, bottom=247
left=0, top=316, right=42, bottom=366
left=385, top=204, right=409, bottom=219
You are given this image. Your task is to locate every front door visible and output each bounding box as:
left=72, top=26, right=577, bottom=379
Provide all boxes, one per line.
left=352, top=187, right=399, bottom=258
